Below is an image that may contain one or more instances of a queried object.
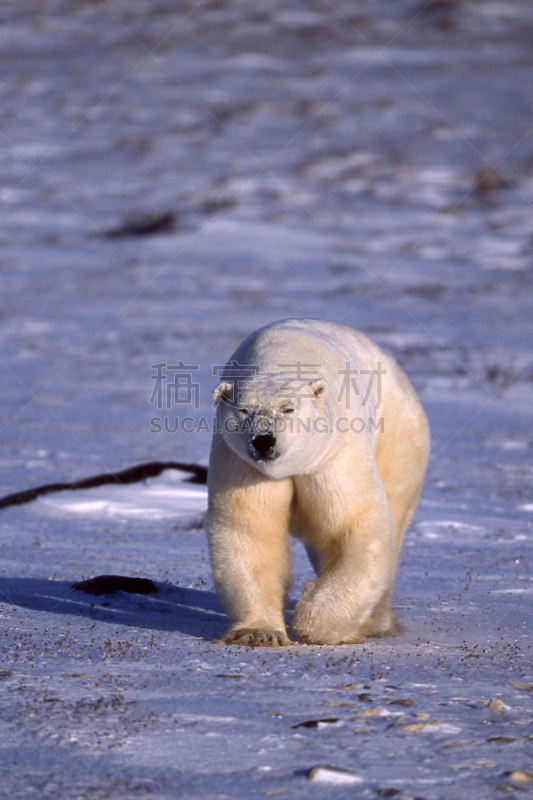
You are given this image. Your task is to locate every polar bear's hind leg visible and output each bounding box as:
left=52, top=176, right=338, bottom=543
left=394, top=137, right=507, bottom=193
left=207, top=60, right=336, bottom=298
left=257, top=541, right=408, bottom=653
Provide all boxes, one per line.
left=361, top=393, right=430, bottom=638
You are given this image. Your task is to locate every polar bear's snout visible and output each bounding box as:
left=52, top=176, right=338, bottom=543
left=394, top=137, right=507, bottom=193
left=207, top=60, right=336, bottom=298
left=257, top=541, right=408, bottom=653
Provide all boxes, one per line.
left=250, top=431, right=278, bottom=460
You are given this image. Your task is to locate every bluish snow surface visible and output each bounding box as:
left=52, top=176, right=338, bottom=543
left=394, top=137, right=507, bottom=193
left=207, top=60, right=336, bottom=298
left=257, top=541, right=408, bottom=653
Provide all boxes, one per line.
left=1, top=1, right=532, bottom=798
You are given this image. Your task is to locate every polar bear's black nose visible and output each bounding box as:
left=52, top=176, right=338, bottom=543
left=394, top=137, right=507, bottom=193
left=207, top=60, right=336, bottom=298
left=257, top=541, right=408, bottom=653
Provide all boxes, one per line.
left=251, top=432, right=277, bottom=456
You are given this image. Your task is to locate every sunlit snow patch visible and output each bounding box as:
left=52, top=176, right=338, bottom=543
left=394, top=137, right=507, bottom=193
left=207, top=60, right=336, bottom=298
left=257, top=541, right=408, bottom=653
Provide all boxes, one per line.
left=306, top=766, right=363, bottom=785
left=415, top=519, right=487, bottom=540
left=36, top=469, right=207, bottom=521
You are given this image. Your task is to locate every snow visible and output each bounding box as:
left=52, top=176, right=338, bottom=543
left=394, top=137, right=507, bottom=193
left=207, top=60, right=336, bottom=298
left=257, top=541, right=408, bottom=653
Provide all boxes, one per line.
left=307, top=765, right=364, bottom=784
left=38, top=469, right=207, bottom=520
left=1, top=1, right=532, bottom=798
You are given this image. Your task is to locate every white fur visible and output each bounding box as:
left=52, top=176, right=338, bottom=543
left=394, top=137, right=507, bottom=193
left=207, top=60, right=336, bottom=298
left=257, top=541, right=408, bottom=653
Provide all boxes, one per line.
left=207, top=319, right=430, bottom=646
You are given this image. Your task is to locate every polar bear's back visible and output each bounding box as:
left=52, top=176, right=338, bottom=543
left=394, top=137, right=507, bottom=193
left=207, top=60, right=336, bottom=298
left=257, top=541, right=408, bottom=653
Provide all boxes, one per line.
left=228, top=318, right=402, bottom=390
left=230, top=318, right=379, bottom=367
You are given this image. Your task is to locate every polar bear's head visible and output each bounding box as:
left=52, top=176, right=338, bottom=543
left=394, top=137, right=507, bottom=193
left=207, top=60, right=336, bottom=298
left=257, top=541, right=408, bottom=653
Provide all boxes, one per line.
left=213, top=374, right=329, bottom=478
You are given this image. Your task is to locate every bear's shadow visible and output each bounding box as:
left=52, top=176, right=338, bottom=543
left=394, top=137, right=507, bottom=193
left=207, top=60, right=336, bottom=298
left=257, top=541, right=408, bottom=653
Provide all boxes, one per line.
left=0, top=576, right=229, bottom=641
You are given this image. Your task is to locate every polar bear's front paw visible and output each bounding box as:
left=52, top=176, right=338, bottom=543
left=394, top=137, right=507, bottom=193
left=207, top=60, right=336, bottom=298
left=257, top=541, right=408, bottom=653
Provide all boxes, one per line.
left=219, top=627, right=294, bottom=647
left=292, top=596, right=365, bottom=646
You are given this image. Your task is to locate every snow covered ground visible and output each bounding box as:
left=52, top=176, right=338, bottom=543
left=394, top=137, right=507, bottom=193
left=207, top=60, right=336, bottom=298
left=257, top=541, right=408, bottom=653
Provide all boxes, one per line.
left=1, top=1, right=532, bottom=798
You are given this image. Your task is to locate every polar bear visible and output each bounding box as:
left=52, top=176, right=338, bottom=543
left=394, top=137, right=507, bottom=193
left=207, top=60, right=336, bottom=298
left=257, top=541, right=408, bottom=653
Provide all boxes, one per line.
left=207, top=319, right=430, bottom=646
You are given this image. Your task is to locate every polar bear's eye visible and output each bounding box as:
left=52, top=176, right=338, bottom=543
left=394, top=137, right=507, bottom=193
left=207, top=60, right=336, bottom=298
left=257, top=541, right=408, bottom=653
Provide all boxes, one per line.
left=238, top=408, right=248, bottom=416
left=282, top=406, right=294, bottom=414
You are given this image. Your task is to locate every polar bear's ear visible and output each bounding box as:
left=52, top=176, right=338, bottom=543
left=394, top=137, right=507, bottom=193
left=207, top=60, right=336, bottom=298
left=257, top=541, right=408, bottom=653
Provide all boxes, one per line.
left=308, top=378, right=327, bottom=405
left=212, top=381, right=234, bottom=406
